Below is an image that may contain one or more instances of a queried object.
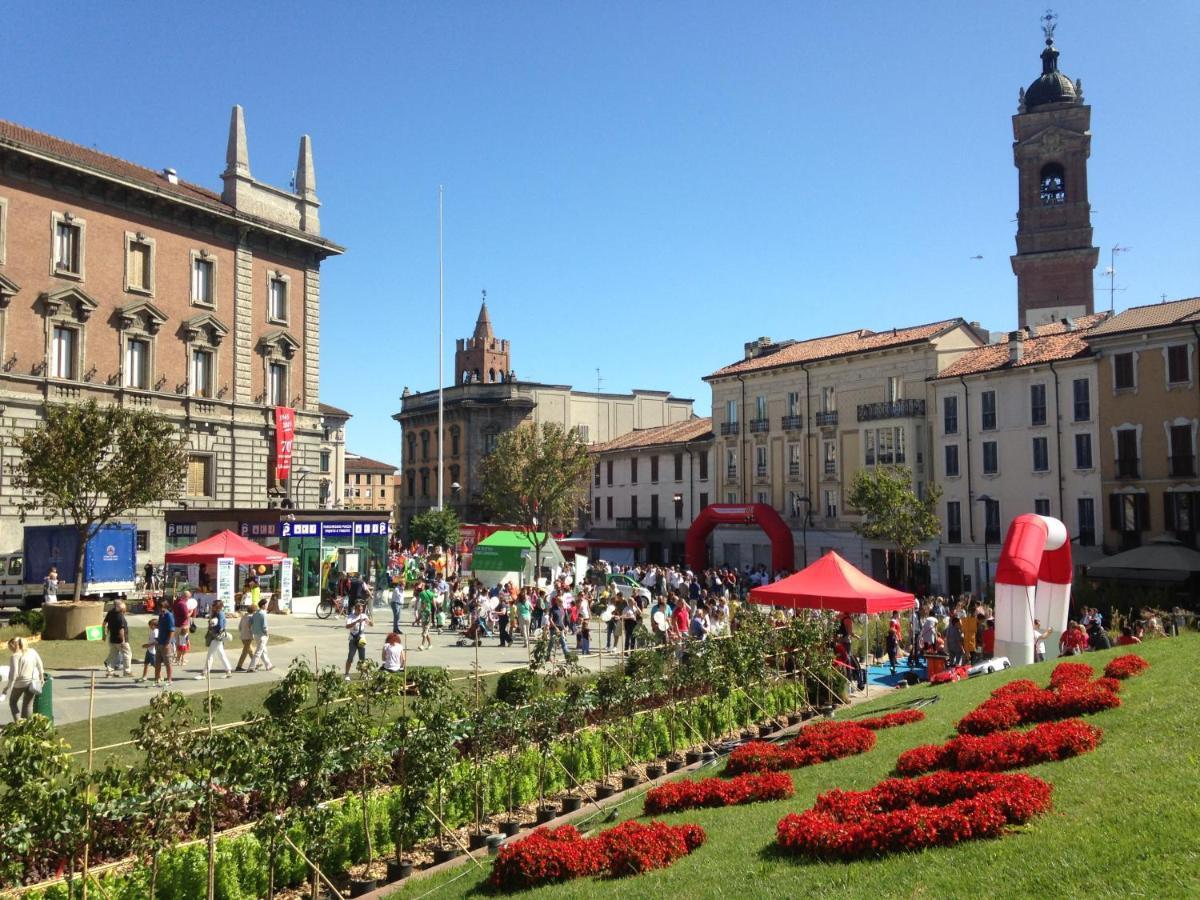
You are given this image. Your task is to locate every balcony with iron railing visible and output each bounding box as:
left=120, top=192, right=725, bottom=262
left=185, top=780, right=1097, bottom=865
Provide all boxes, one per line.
left=823, top=460, right=837, bottom=476
left=856, top=398, right=926, bottom=422
left=748, top=418, right=770, bottom=434
left=947, top=528, right=962, bottom=544
left=1116, top=456, right=1141, bottom=480
left=788, top=462, right=801, bottom=478
left=726, top=466, right=738, bottom=480
left=615, top=516, right=664, bottom=530
left=719, top=421, right=740, bottom=435
left=781, top=414, right=803, bottom=431
left=1169, top=454, right=1196, bottom=478
left=815, top=410, right=838, bottom=427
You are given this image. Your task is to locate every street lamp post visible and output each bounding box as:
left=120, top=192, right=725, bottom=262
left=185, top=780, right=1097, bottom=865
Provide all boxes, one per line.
left=672, top=493, right=683, bottom=565
left=795, top=496, right=813, bottom=567
left=975, top=494, right=992, bottom=601
left=287, top=466, right=312, bottom=508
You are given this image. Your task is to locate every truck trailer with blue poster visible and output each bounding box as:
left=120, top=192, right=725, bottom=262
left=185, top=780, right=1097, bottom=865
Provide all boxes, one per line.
left=20, top=523, right=138, bottom=606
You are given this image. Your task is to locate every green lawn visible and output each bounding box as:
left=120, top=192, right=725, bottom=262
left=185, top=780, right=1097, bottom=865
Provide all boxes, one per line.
left=385, top=634, right=1200, bottom=899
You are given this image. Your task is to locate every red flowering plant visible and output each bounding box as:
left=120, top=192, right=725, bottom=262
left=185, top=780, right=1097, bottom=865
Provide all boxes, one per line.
left=855, top=709, right=926, bottom=730
left=643, top=771, right=793, bottom=815
left=990, top=679, right=1040, bottom=700
left=776, top=771, right=1052, bottom=859
left=1104, top=654, right=1150, bottom=680
left=724, top=722, right=876, bottom=776
left=896, top=719, right=1102, bottom=776
left=490, top=820, right=706, bottom=890
left=1093, top=676, right=1121, bottom=694
left=1050, top=661, right=1096, bottom=687
left=957, top=680, right=1119, bottom=736
left=955, top=698, right=1022, bottom=736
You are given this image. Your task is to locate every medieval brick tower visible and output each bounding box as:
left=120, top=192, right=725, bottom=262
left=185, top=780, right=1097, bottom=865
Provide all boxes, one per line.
left=455, top=295, right=511, bottom=385
left=1011, top=17, right=1099, bottom=328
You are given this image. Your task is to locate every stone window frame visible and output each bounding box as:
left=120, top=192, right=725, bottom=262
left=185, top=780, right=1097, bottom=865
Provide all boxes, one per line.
left=40, top=286, right=97, bottom=382
left=0, top=272, right=20, bottom=374
left=122, top=231, right=156, bottom=297
left=256, top=329, right=300, bottom=406
left=190, top=249, right=218, bottom=309
left=50, top=210, right=86, bottom=280
left=1032, top=435, right=1050, bottom=473
left=182, top=313, right=229, bottom=399
left=185, top=451, right=217, bottom=499
left=1111, top=350, right=1139, bottom=394
left=981, top=439, right=1000, bottom=477
left=1162, top=343, right=1195, bottom=390
left=1073, top=431, right=1094, bottom=472
left=116, top=300, right=168, bottom=392
left=267, top=271, right=291, bottom=326
left=0, top=195, right=8, bottom=266
left=1162, top=416, right=1198, bottom=463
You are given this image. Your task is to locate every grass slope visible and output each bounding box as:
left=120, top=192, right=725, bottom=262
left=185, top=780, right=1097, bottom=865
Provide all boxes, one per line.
left=386, top=635, right=1200, bottom=899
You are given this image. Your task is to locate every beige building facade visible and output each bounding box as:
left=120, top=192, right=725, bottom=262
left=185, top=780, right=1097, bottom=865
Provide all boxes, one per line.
left=343, top=452, right=399, bottom=514
left=704, top=320, right=984, bottom=581
left=0, top=109, right=342, bottom=560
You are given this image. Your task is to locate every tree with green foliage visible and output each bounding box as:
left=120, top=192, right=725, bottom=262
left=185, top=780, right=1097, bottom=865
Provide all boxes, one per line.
left=847, top=464, right=942, bottom=587
left=407, top=506, right=461, bottom=549
left=12, top=400, right=188, bottom=600
left=478, top=422, right=591, bottom=582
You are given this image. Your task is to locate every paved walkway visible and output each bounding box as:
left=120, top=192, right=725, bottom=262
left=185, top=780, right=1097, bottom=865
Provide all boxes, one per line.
left=46, top=609, right=614, bottom=726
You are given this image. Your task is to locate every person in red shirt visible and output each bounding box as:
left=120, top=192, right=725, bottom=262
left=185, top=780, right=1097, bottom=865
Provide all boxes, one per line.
left=981, top=617, right=996, bottom=658
left=1116, top=626, right=1141, bottom=646
left=671, top=597, right=690, bottom=643
left=1059, top=620, right=1089, bottom=656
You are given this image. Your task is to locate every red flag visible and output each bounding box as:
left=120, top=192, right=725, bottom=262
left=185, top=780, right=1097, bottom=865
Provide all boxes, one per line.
left=274, top=406, right=295, bottom=482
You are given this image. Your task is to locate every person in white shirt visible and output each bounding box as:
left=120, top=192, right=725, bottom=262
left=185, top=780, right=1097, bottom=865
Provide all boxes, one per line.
left=389, top=582, right=405, bottom=633
left=344, top=601, right=373, bottom=680
left=3, top=638, right=45, bottom=721
left=381, top=631, right=406, bottom=673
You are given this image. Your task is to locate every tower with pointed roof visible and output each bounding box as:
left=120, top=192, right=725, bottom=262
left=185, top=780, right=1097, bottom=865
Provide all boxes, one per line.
left=454, top=293, right=511, bottom=385
left=1011, top=15, right=1099, bottom=328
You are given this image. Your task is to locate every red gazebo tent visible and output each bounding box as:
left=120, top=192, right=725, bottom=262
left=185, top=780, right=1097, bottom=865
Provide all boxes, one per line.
left=164, top=529, right=286, bottom=568
left=748, top=550, right=914, bottom=613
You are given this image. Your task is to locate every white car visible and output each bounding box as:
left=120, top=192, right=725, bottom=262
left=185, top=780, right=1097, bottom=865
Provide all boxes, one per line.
left=606, top=573, right=652, bottom=604
left=968, top=657, right=1011, bottom=677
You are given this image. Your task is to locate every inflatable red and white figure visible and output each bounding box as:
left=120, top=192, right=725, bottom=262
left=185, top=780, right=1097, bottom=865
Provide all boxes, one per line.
left=993, top=514, right=1073, bottom=666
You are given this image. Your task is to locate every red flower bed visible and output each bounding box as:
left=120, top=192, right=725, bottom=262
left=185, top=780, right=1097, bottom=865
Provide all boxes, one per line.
left=1093, top=676, right=1121, bottom=694
left=644, top=771, right=793, bottom=814
left=855, top=709, right=926, bottom=730
left=490, top=820, right=705, bottom=889
left=957, top=681, right=1119, bottom=735
left=1104, top=654, right=1150, bottom=680
left=775, top=771, right=1052, bottom=859
left=991, top=679, right=1040, bottom=699
left=1050, top=661, right=1095, bottom=687
left=896, top=719, right=1102, bottom=775
left=724, top=722, right=876, bottom=775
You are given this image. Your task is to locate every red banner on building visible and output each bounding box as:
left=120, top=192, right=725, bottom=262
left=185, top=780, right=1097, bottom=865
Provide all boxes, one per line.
left=274, top=406, right=295, bottom=483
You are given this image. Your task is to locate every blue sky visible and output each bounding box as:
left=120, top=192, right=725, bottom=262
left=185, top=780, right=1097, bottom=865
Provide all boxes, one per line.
left=4, top=1, right=1198, bottom=464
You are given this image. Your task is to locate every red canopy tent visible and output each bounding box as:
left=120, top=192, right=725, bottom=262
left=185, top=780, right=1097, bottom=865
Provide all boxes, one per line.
left=748, top=550, right=914, bottom=613
left=164, top=529, right=286, bottom=568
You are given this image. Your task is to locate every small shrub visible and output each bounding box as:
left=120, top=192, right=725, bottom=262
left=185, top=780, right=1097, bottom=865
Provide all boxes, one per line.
left=495, top=669, right=541, bottom=705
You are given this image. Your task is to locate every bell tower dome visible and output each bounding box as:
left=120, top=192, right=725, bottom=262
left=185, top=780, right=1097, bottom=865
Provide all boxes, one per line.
left=1010, top=13, right=1099, bottom=328
left=454, top=292, right=511, bottom=385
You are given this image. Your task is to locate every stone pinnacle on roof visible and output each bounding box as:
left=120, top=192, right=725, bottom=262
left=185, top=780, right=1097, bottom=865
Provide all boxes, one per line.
left=224, top=105, right=249, bottom=179
left=473, top=290, right=493, bottom=340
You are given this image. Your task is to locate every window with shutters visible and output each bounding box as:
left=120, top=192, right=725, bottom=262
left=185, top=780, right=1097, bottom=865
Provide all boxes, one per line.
left=1077, top=498, right=1096, bottom=546
left=984, top=498, right=1001, bottom=544
left=650, top=494, right=659, bottom=524
left=699, top=492, right=709, bottom=510
left=1072, top=378, right=1090, bottom=421
left=1032, top=436, right=1049, bottom=472
left=981, top=391, right=997, bottom=431
left=124, top=338, right=149, bottom=389
left=1164, top=491, right=1199, bottom=537
left=269, top=362, right=288, bottom=406
left=1111, top=492, right=1149, bottom=533
left=630, top=495, right=638, bottom=520
left=606, top=496, right=613, bottom=519
left=1166, top=345, right=1190, bottom=385
left=186, top=455, right=214, bottom=497
left=943, top=395, right=958, bottom=435
left=674, top=453, right=684, bottom=481
left=1113, top=353, right=1136, bottom=391
left=650, top=455, right=659, bottom=483
left=1116, top=428, right=1140, bottom=479
left=124, top=235, right=154, bottom=295
left=52, top=214, right=83, bottom=276
left=191, top=348, right=214, bottom=398
left=1074, top=433, right=1093, bottom=470
left=594, top=463, right=601, bottom=487
left=982, top=441, right=999, bottom=475
left=946, top=501, right=961, bottom=543
left=944, top=444, right=959, bottom=477
left=698, top=450, right=708, bottom=481
left=1030, top=383, right=1047, bottom=426
left=268, top=276, right=289, bottom=324
left=191, top=253, right=216, bottom=307
left=1035, top=498, right=1051, bottom=516
left=606, top=460, right=613, bottom=486
left=50, top=326, right=77, bottom=379
left=630, top=457, right=638, bottom=484
left=756, top=445, right=768, bottom=478
left=1169, top=424, right=1195, bottom=477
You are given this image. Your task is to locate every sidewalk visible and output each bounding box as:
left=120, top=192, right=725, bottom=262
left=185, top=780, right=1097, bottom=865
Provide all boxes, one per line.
left=45, top=610, right=612, bottom=726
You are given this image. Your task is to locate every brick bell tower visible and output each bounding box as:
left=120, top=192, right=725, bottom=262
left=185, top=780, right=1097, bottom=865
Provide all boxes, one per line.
left=1011, top=14, right=1099, bottom=328
left=455, top=292, right=511, bottom=384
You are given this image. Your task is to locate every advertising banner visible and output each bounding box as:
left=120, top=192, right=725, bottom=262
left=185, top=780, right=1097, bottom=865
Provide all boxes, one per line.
left=274, top=406, right=295, bottom=483
left=216, top=557, right=236, bottom=606
left=280, top=558, right=293, bottom=609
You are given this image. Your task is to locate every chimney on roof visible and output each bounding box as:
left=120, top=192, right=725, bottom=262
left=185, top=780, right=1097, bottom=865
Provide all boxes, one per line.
left=162, top=167, right=178, bottom=185
left=744, top=336, right=774, bottom=360
left=1062, top=317, right=1076, bottom=332
left=1008, top=329, right=1026, bottom=364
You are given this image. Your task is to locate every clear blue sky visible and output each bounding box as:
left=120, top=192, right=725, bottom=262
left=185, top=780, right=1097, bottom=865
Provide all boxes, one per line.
left=4, top=2, right=1198, bottom=465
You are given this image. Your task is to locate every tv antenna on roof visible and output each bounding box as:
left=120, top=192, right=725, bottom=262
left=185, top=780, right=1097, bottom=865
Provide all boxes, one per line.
left=1101, top=245, right=1131, bottom=312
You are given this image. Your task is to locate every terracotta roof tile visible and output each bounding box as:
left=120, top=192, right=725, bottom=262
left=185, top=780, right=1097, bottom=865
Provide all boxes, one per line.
left=1086, top=297, right=1200, bottom=337
left=345, top=453, right=398, bottom=472
left=591, top=417, right=712, bottom=453
left=935, top=313, right=1110, bottom=379
left=318, top=402, right=353, bottom=418
left=707, top=319, right=965, bottom=379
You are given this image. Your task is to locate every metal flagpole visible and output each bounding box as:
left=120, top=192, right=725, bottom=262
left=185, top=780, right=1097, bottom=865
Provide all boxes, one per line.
left=437, top=185, right=445, bottom=511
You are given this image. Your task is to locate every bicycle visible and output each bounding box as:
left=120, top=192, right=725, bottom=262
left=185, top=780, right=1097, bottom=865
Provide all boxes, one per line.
left=315, top=594, right=346, bottom=620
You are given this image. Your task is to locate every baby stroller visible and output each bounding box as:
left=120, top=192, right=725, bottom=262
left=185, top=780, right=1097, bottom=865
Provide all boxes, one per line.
left=456, top=615, right=493, bottom=647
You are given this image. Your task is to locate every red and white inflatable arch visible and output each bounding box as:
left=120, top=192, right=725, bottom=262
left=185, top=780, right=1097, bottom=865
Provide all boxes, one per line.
left=993, top=514, right=1073, bottom=666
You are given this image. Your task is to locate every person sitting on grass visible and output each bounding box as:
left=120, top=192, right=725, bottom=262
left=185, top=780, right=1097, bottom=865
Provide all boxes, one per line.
left=381, top=631, right=406, bottom=674
left=1116, top=625, right=1141, bottom=646
left=1059, top=620, right=1089, bottom=656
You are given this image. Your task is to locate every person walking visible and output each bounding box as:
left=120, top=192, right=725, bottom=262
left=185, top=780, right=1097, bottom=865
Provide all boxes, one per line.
left=389, top=580, right=405, bottom=633
left=135, top=617, right=159, bottom=684
left=945, top=612, right=965, bottom=667
left=103, top=600, right=132, bottom=677
left=3, top=637, right=45, bottom=721
left=516, top=590, right=532, bottom=648
left=248, top=599, right=273, bottom=672
left=153, top=603, right=176, bottom=687
left=42, top=566, right=59, bottom=605
left=496, top=594, right=512, bottom=647
left=1032, top=619, right=1052, bottom=663
left=173, top=592, right=193, bottom=670
left=621, top=595, right=639, bottom=653
left=344, top=601, right=372, bottom=680
left=234, top=607, right=255, bottom=672
left=196, top=598, right=233, bottom=679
